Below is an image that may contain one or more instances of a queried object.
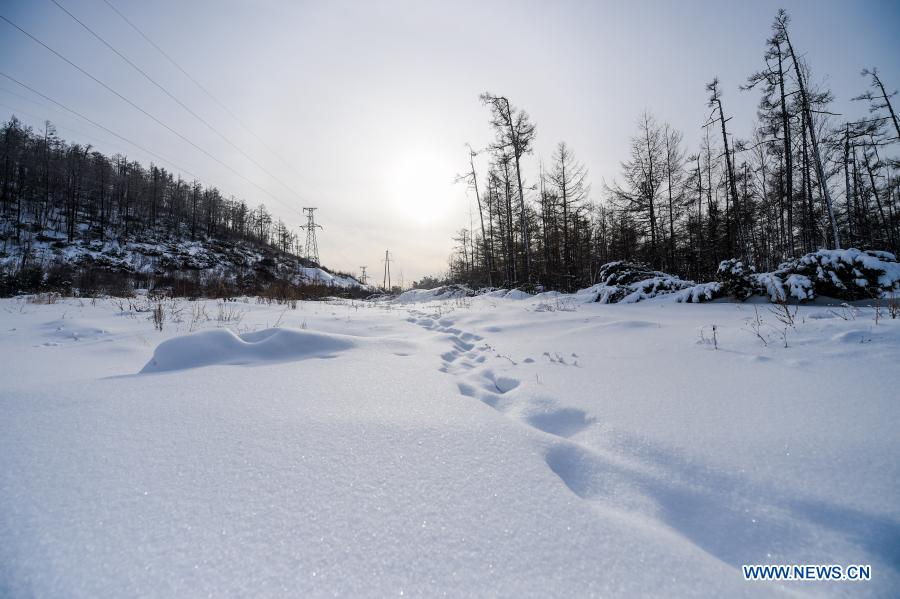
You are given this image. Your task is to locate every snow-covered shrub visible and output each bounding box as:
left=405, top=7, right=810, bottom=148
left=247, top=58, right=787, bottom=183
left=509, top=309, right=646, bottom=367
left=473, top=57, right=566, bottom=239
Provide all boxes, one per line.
left=779, top=249, right=900, bottom=300
left=753, top=271, right=788, bottom=302
left=616, top=276, right=699, bottom=304
left=783, top=273, right=815, bottom=301
left=474, top=287, right=501, bottom=296
left=589, top=261, right=720, bottom=304
left=716, top=259, right=756, bottom=301
left=590, top=261, right=660, bottom=303
left=590, top=285, right=624, bottom=304
left=751, top=267, right=815, bottom=302
left=674, top=281, right=723, bottom=303
left=579, top=250, right=900, bottom=306
left=717, top=249, right=898, bottom=302
left=595, top=261, right=663, bottom=287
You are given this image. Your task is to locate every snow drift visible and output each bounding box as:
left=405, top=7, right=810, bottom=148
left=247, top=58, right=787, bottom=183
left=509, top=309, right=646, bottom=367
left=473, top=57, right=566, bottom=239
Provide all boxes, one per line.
left=395, top=284, right=475, bottom=303
left=140, top=327, right=357, bottom=373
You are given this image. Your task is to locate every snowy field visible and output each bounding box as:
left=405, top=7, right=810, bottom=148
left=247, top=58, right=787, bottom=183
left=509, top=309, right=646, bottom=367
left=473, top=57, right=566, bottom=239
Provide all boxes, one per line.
left=1, top=292, right=899, bottom=597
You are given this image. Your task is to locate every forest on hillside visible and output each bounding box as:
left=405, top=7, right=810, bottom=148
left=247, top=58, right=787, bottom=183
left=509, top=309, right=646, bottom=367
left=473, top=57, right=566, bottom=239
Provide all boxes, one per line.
left=447, top=10, right=899, bottom=292
left=0, top=118, right=376, bottom=298
left=0, top=117, right=298, bottom=255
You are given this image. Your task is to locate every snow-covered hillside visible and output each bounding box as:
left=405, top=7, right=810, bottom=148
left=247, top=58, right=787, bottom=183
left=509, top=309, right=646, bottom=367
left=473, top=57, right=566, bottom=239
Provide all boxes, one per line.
left=1, top=230, right=365, bottom=292
left=2, top=292, right=898, bottom=597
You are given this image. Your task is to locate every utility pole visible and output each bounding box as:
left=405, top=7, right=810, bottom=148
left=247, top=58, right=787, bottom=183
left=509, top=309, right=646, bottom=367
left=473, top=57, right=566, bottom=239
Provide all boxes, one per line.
left=300, top=207, right=323, bottom=264
left=359, top=266, right=368, bottom=285
left=382, top=250, right=392, bottom=291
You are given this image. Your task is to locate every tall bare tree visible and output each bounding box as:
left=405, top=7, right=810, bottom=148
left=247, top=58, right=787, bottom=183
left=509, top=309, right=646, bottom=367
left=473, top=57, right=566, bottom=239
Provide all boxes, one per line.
left=774, top=9, right=841, bottom=249
left=706, top=78, right=743, bottom=258
left=607, top=112, right=666, bottom=263
left=855, top=68, right=900, bottom=143
left=663, top=125, right=685, bottom=270
left=548, top=141, right=589, bottom=289
left=480, top=93, right=536, bottom=282
left=456, top=144, right=492, bottom=286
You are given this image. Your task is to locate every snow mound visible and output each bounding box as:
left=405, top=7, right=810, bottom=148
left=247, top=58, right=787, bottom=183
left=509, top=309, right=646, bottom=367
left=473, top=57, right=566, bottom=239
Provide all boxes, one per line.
left=474, top=288, right=535, bottom=300
left=504, top=289, right=533, bottom=300
left=395, top=285, right=475, bottom=303
left=140, top=327, right=356, bottom=373
left=481, top=288, right=512, bottom=298
left=393, top=285, right=537, bottom=303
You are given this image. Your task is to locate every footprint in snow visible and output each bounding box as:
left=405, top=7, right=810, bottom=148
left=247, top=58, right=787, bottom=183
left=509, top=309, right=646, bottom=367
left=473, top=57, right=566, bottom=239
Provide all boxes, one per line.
left=524, top=404, right=594, bottom=438
left=480, top=369, right=521, bottom=394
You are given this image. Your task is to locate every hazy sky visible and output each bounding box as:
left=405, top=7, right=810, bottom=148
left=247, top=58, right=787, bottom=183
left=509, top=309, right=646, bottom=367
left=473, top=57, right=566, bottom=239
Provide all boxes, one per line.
left=2, top=0, right=898, bottom=281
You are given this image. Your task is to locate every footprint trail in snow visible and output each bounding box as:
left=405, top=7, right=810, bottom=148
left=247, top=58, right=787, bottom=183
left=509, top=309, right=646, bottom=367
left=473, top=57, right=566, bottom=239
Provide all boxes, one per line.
left=406, top=308, right=607, bottom=498
left=401, top=306, right=882, bottom=575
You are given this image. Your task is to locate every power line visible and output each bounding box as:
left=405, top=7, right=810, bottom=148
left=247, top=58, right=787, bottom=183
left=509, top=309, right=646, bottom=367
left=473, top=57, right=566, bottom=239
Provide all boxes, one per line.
left=0, top=83, right=178, bottom=167
left=0, top=13, right=293, bottom=213
left=0, top=100, right=152, bottom=162
left=0, top=71, right=203, bottom=181
left=99, top=0, right=302, bottom=178
left=49, top=0, right=307, bottom=205
left=0, top=84, right=58, bottom=114
left=0, top=71, right=278, bottom=213
left=0, top=101, right=100, bottom=144
left=0, top=71, right=298, bottom=227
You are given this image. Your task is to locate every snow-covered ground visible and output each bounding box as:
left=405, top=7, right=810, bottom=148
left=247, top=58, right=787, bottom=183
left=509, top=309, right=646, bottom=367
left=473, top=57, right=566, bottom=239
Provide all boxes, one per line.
left=1, top=292, right=898, bottom=597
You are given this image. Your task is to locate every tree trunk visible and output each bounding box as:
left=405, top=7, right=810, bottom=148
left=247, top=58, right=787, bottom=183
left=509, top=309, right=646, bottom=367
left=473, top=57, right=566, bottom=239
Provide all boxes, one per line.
left=468, top=149, right=492, bottom=286
left=843, top=126, right=853, bottom=243
left=502, top=98, right=531, bottom=281
left=873, top=72, right=900, bottom=141
left=715, top=97, right=741, bottom=258
left=782, top=29, right=841, bottom=248
left=776, top=39, right=794, bottom=257
left=864, top=147, right=894, bottom=249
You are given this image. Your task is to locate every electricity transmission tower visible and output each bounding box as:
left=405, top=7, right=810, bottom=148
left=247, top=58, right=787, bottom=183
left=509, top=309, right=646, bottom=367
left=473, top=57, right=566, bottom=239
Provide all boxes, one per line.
left=300, top=207, right=322, bottom=264
left=359, top=266, right=368, bottom=285
left=382, top=250, right=392, bottom=291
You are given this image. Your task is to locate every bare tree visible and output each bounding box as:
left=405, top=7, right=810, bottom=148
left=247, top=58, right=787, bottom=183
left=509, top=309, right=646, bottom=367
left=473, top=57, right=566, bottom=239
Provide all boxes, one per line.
left=706, top=78, right=743, bottom=258
left=548, top=141, right=589, bottom=289
left=774, top=9, right=841, bottom=249
left=745, top=26, right=795, bottom=258
left=663, top=124, right=685, bottom=270
left=456, top=144, right=492, bottom=286
left=855, top=68, right=900, bottom=142
left=607, top=112, right=666, bottom=263
left=480, top=93, right=537, bottom=282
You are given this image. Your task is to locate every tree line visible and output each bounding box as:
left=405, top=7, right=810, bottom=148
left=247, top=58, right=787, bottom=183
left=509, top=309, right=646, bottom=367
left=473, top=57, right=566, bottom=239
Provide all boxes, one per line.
left=0, top=118, right=302, bottom=258
left=449, top=10, right=899, bottom=291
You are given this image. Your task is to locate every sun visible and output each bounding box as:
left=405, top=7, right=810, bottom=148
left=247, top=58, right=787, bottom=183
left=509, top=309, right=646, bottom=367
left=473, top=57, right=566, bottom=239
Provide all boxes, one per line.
left=387, top=151, right=456, bottom=225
